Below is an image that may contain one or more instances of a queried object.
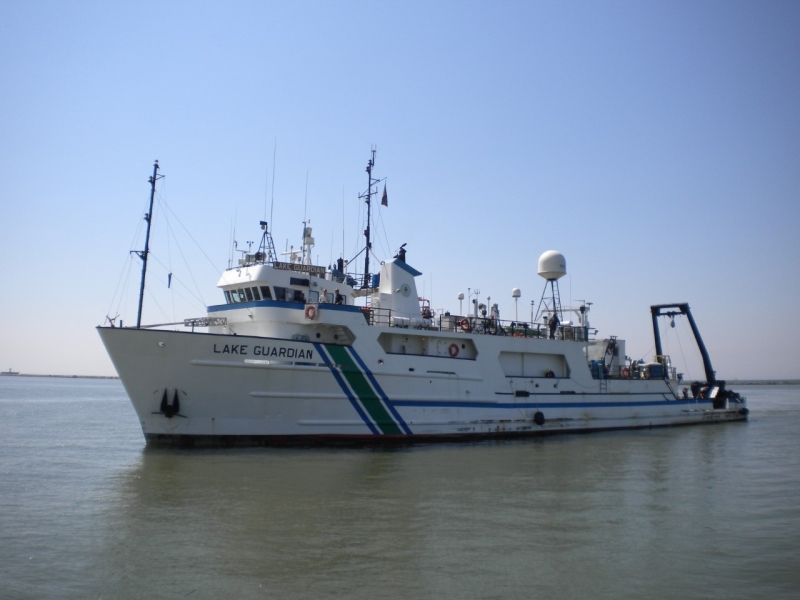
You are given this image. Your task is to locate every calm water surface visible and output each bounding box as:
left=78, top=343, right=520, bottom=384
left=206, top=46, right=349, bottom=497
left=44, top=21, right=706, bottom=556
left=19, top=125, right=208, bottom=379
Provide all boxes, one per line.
left=1, top=377, right=798, bottom=599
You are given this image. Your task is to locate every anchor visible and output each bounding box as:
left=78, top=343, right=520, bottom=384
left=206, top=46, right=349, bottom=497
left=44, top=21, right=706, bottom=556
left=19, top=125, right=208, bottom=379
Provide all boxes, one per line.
left=153, top=388, right=185, bottom=418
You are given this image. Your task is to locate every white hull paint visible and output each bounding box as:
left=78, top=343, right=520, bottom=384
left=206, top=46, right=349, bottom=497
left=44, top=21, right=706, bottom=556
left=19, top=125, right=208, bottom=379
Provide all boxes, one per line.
left=98, top=325, right=746, bottom=445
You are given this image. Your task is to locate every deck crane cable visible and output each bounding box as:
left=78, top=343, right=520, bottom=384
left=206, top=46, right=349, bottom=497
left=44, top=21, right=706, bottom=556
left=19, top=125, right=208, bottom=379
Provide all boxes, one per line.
left=376, top=196, right=392, bottom=258
left=679, top=316, right=705, bottom=381
left=636, top=343, right=656, bottom=366
left=146, top=253, right=207, bottom=310
left=350, top=185, right=363, bottom=261
left=144, top=284, right=170, bottom=324
left=346, top=193, right=372, bottom=277
left=157, top=196, right=206, bottom=308
left=673, top=318, right=692, bottom=381
left=106, top=198, right=148, bottom=324
left=160, top=199, right=224, bottom=277
left=156, top=183, right=177, bottom=322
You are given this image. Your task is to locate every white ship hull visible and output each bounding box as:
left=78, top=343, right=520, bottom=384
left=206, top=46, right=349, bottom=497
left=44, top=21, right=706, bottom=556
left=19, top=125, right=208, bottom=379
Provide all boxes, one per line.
left=103, top=158, right=746, bottom=446
left=98, top=325, right=747, bottom=445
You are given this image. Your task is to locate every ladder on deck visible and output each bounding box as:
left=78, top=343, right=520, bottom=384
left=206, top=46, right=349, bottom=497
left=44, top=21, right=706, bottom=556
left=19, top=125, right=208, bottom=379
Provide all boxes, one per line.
left=263, top=229, right=278, bottom=263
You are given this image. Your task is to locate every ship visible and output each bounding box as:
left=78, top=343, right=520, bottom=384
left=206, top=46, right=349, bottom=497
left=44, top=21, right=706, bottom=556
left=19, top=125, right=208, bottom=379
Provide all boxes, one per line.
left=98, top=154, right=747, bottom=445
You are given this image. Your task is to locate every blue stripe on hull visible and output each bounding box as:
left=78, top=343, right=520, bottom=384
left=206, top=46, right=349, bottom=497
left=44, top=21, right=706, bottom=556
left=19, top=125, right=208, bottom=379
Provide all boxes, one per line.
left=391, top=398, right=715, bottom=409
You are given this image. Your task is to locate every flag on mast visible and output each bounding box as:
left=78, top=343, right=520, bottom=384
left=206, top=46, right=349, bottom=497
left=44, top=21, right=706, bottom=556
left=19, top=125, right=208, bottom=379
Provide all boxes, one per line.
left=381, top=183, right=388, bottom=207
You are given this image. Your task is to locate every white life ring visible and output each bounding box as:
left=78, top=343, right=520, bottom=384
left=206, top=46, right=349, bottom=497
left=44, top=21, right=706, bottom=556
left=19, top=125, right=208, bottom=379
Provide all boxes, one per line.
left=305, top=305, right=317, bottom=320
left=460, top=318, right=471, bottom=332
left=448, top=343, right=459, bottom=358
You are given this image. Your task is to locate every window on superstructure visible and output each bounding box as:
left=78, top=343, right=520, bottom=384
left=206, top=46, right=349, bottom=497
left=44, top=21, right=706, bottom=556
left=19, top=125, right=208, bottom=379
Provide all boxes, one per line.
left=308, top=290, right=319, bottom=303
left=237, top=289, right=246, bottom=302
left=252, top=287, right=261, bottom=301
left=224, top=290, right=232, bottom=304
left=274, top=286, right=287, bottom=301
left=245, top=288, right=254, bottom=302
left=260, top=286, right=272, bottom=300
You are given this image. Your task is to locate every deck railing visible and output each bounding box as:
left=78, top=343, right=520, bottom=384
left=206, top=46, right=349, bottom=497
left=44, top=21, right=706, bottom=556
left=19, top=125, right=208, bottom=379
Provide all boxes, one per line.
left=359, top=308, right=595, bottom=340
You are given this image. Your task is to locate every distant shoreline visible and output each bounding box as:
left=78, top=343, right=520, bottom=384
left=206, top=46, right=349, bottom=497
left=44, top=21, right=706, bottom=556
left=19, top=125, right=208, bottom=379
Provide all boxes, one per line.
left=723, top=380, right=800, bottom=386
left=0, top=373, right=119, bottom=380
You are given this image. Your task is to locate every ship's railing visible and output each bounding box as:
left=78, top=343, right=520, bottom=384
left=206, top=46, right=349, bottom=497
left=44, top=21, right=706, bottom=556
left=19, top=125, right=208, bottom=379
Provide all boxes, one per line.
left=590, top=356, right=678, bottom=380
left=361, top=308, right=594, bottom=340
left=437, top=315, right=593, bottom=340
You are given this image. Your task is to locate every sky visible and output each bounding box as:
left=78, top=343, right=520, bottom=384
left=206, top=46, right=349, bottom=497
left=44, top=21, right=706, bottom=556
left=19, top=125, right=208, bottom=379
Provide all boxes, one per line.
left=1, top=0, right=799, bottom=379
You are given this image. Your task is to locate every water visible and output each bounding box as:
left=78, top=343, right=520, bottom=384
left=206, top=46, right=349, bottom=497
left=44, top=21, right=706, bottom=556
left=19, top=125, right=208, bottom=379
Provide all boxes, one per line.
left=1, top=378, right=798, bottom=600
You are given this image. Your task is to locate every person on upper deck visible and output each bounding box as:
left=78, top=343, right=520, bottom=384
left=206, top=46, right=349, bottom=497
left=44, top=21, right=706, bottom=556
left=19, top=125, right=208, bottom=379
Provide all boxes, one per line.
left=334, top=289, right=344, bottom=305
left=548, top=312, right=560, bottom=339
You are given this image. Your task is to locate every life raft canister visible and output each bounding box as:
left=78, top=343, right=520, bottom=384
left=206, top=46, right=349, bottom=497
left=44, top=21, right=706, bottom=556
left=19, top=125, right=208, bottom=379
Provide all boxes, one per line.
left=305, top=305, right=317, bottom=320
left=448, top=343, right=459, bottom=358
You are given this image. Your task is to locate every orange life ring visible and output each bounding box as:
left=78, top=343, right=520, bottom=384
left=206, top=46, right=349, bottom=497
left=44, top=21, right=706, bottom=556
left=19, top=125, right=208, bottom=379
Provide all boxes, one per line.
left=460, top=318, right=471, bottom=332
left=448, top=343, right=459, bottom=358
left=621, top=367, right=630, bottom=378
left=305, top=305, right=317, bottom=320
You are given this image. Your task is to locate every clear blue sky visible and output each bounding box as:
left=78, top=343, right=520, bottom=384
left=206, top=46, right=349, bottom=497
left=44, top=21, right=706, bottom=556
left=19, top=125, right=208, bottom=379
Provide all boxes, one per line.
left=1, top=0, right=798, bottom=379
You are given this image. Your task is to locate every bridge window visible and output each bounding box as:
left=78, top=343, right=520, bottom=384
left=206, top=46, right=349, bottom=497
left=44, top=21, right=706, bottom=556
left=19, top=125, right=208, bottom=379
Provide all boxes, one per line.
left=252, top=287, right=261, bottom=300
left=260, top=286, right=272, bottom=300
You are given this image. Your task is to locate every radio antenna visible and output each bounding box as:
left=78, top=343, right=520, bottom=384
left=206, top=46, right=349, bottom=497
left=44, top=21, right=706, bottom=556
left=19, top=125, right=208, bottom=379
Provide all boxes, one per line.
left=359, top=147, right=377, bottom=288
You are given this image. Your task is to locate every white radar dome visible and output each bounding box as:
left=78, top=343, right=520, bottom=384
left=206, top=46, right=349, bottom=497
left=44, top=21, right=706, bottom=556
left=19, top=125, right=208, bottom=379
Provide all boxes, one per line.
left=512, top=288, right=521, bottom=298
left=538, top=250, right=567, bottom=280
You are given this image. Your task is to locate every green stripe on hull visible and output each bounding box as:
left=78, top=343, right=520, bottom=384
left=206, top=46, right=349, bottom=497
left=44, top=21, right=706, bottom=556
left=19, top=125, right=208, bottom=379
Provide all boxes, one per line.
left=325, top=345, right=402, bottom=435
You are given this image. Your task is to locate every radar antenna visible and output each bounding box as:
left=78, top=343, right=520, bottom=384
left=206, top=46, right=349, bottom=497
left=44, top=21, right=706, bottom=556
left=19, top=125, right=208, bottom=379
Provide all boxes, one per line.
left=534, top=251, right=567, bottom=333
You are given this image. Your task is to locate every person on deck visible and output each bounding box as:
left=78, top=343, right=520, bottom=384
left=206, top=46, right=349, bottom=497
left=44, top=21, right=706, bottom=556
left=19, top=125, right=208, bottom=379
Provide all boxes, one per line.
left=334, top=290, right=344, bottom=305
left=548, top=312, right=560, bottom=339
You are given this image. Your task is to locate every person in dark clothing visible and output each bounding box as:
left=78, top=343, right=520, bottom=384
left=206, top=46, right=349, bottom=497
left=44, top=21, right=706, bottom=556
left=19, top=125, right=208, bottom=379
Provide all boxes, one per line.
left=548, top=312, right=560, bottom=339
left=334, top=289, right=344, bottom=305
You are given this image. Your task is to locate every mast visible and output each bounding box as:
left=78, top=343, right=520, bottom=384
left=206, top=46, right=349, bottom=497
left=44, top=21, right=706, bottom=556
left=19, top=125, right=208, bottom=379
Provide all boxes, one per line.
left=135, top=160, right=162, bottom=328
left=359, top=148, right=377, bottom=288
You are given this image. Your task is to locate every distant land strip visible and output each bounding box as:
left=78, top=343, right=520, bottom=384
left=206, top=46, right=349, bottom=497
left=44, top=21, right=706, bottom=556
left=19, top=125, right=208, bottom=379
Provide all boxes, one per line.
left=0, top=373, right=119, bottom=380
